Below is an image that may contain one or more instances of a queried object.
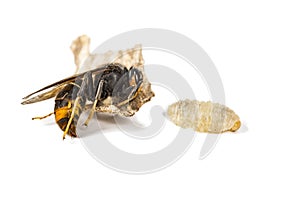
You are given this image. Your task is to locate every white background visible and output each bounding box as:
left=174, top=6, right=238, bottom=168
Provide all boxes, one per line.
left=1, top=0, right=300, bottom=199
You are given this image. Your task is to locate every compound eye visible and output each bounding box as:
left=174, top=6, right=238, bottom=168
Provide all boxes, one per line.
left=112, top=68, right=143, bottom=106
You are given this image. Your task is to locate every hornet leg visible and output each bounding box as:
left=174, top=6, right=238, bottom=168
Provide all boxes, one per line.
left=32, top=112, right=54, bottom=120
left=83, top=80, right=104, bottom=126
left=62, top=72, right=93, bottom=140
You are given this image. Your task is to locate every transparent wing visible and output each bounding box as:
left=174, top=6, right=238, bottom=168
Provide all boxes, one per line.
left=21, top=67, right=108, bottom=105
left=21, top=74, right=81, bottom=105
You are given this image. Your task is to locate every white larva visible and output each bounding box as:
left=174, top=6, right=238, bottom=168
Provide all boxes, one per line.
left=167, top=100, right=241, bottom=133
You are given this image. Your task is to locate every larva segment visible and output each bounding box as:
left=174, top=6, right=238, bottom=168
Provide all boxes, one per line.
left=167, top=100, right=241, bottom=133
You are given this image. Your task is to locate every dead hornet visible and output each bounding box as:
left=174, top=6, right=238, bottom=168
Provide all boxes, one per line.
left=21, top=63, right=144, bottom=139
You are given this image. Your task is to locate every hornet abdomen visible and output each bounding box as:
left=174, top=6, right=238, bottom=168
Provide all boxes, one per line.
left=54, top=83, right=86, bottom=137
